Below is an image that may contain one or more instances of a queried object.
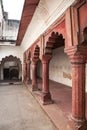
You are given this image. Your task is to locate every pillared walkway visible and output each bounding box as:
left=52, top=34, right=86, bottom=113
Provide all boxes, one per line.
left=27, top=79, right=87, bottom=130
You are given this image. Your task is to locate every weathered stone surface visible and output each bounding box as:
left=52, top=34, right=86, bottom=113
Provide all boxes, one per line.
left=0, top=84, right=58, bottom=130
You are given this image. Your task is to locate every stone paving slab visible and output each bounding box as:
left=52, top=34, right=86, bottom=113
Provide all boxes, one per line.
left=0, top=84, right=58, bottom=130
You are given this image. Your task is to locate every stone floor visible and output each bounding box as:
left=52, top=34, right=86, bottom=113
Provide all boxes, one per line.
left=26, top=79, right=87, bottom=130
left=0, top=83, right=58, bottom=130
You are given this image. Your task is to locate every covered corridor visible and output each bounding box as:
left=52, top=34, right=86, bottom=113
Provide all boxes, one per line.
left=26, top=79, right=87, bottom=130
left=0, top=0, right=87, bottom=130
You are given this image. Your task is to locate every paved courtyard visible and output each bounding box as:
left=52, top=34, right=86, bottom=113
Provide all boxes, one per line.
left=0, top=83, right=58, bottom=130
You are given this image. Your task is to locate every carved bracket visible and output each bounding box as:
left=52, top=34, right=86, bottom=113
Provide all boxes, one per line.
left=64, top=45, right=87, bottom=63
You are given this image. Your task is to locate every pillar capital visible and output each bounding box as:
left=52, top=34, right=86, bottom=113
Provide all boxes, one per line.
left=31, top=58, right=38, bottom=65
left=26, top=59, right=31, bottom=64
left=42, top=55, right=52, bottom=64
left=64, top=45, right=87, bottom=63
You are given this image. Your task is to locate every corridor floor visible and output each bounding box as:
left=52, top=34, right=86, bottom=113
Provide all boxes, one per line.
left=26, top=79, right=87, bottom=130
left=0, top=83, right=58, bottom=130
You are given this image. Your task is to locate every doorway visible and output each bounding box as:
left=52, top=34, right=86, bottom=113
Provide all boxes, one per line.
left=3, top=68, right=9, bottom=80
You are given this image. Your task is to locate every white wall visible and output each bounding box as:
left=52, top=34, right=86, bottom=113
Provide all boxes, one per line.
left=37, top=47, right=87, bottom=92
left=21, top=0, right=76, bottom=51
left=0, top=45, right=23, bottom=62
left=37, top=46, right=72, bottom=87
left=3, top=20, right=19, bottom=41
left=49, top=47, right=72, bottom=87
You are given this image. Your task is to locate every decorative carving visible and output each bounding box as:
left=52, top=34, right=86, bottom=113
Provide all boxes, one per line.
left=44, top=31, right=64, bottom=56
left=33, top=45, right=40, bottom=61
left=27, top=50, right=31, bottom=61
left=63, top=72, right=72, bottom=80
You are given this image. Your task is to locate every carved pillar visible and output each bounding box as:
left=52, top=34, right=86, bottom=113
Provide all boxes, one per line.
left=23, top=53, right=27, bottom=83
left=42, top=56, right=53, bottom=105
left=32, top=60, right=38, bottom=91
left=26, top=59, right=31, bottom=84
left=23, top=62, right=27, bottom=82
left=71, top=55, right=86, bottom=124
left=65, top=45, right=87, bottom=129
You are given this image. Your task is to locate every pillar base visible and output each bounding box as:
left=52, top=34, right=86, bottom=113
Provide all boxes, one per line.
left=32, top=84, right=38, bottom=91
left=79, top=122, right=87, bottom=130
left=23, top=80, right=26, bottom=84
left=70, top=115, right=87, bottom=130
left=42, top=92, right=53, bottom=105
left=26, top=79, right=31, bottom=84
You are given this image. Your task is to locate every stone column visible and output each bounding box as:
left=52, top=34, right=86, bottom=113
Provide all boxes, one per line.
left=26, top=59, right=31, bottom=84
left=23, top=62, right=27, bottom=82
left=0, top=62, right=1, bottom=80
left=65, top=45, right=87, bottom=129
left=42, top=56, right=53, bottom=105
left=71, top=55, right=86, bottom=124
left=32, top=60, right=38, bottom=91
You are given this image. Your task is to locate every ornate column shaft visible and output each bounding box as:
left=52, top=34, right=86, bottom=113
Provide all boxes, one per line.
left=42, top=56, right=53, bottom=105
left=32, top=60, right=38, bottom=91
left=26, top=59, right=31, bottom=84
left=71, top=55, right=86, bottom=123
left=65, top=45, right=87, bottom=129
left=23, top=62, right=27, bottom=82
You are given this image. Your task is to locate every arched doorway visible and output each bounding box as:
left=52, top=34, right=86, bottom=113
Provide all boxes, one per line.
left=0, top=55, right=22, bottom=82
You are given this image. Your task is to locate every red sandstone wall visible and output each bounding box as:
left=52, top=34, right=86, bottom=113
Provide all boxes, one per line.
left=44, top=21, right=66, bottom=47
left=78, top=3, right=87, bottom=43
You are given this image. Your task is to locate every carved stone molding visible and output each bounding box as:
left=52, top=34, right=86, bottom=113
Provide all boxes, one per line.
left=64, top=45, right=87, bottom=62
left=44, top=31, right=64, bottom=56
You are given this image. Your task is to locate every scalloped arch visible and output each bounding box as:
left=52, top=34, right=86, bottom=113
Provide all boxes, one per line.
left=33, top=45, right=40, bottom=60
left=1, top=55, right=22, bottom=63
left=44, top=31, right=65, bottom=55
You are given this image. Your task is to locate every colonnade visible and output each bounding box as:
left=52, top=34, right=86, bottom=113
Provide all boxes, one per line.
left=23, top=29, right=87, bottom=129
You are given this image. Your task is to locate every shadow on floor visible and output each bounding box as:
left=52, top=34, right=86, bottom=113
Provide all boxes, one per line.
left=26, top=78, right=87, bottom=130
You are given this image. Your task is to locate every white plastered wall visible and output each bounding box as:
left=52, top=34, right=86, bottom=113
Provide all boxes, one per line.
left=0, top=45, right=23, bottom=62
left=37, top=47, right=72, bottom=87
left=21, top=0, right=76, bottom=51
left=37, top=47, right=87, bottom=92
left=49, top=47, right=72, bottom=87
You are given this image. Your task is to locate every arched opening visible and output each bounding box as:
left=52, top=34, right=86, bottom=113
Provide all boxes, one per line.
left=49, top=45, right=72, bottom=112
left=0, top=55, right=22, bottom=82
left=40, top=31, right=72, bottom=108
left=37, top=59, right=42, bottom=90
left=46, top=31, right=72, bottom=109
left=37, top=60, right=42, bottom=79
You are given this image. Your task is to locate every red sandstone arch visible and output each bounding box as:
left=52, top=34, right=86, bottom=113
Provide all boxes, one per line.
left=1, top=55, right=21, bottom=63
left=27, top=50, right=31, bottom=60
left=44, top=31, right=65, bottom=55
left=33, top=45, right=40, bottom=60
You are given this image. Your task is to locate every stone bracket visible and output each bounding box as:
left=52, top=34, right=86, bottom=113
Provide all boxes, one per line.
left=64, top=45, right=87, bottom=63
